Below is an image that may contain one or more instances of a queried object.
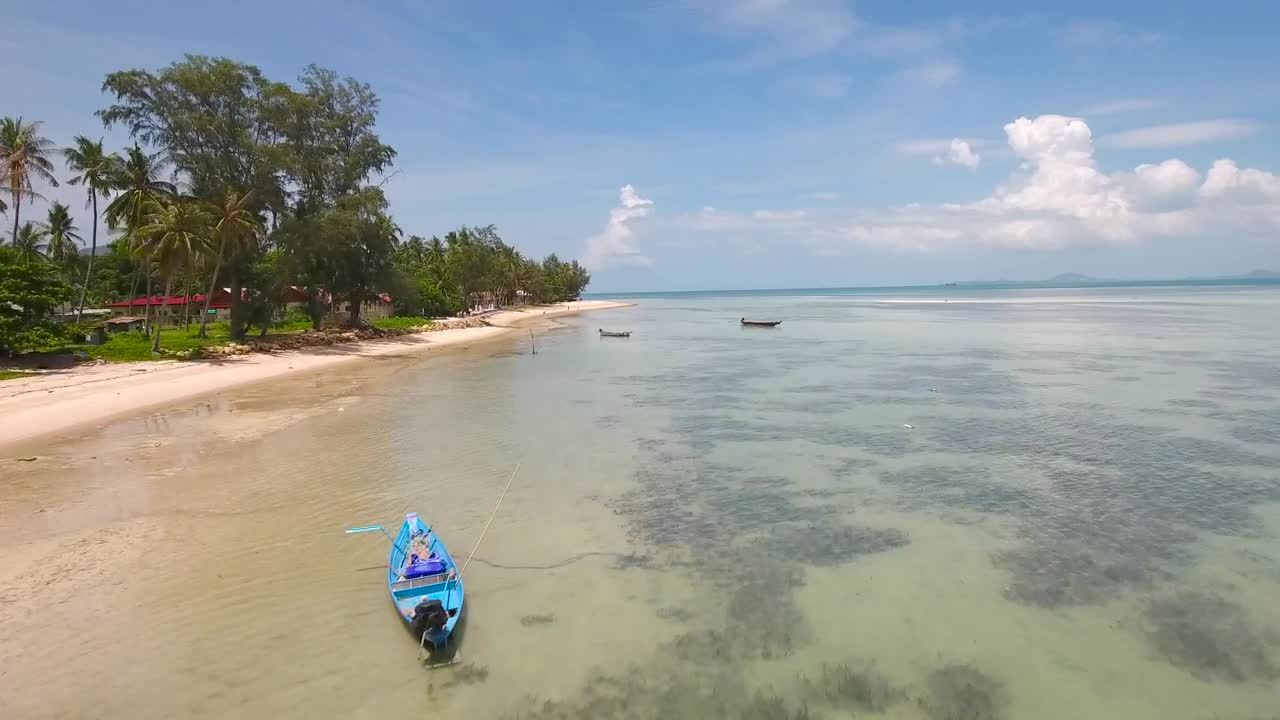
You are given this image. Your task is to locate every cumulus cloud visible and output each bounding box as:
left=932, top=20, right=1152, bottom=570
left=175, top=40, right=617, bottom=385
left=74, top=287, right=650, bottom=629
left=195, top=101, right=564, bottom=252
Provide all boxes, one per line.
left=584, top=184, right=655, bottom=269
left=1116, top=159, right=1201, bottom=210
left=680, top=114, right=1280, bottom=255
left=1200, top=159, right=1280, bottom=203
left=931, top=138, right=980, bottom=169
left=1099, top=119, right=1260, bottom=149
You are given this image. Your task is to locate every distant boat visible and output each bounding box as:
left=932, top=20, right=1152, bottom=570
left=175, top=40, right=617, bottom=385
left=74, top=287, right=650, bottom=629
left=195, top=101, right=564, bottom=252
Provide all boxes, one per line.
left=388, top=513, right=463, bottom=652
left=599, top=329, right=632, bottom=337
left=740, top=318, right=782, bottom=327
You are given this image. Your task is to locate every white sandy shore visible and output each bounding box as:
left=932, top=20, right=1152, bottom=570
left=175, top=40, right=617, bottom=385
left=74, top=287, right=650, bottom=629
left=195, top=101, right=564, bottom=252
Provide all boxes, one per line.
left=0, top=300, right=632, bottom=451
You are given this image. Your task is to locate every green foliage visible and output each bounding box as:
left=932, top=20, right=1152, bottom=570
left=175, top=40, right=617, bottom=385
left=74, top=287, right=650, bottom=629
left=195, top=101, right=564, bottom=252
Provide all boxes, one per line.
left=11, top=222, right=48, bottom=263
left=100, top=56, right=284, bottom=206
left=1, top=55, right=594, bottom=361
left=371, top=316, right=433, bottom=331
left=0, top=247, right=75, bottom=354
left=390, top=225, right=588, bottom=316
left=43, top=202, right=82, bottom=265
left=0, top=370, right=33, bottom=381
left=277, top=187, right=400, bottom=325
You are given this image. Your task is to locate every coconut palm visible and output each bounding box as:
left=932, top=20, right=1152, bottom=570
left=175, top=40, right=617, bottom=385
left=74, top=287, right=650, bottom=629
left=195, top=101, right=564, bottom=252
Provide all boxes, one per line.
left=1, top=117, right=60, bottom=243
left=43, top=201, right=81, bottom=266
left=65, top=137, right=122, bottom=320
left=134, top=200, right=211, bottom=352
left=106, top=145, right=176, bottom=334
left=426, top=236, right=446, bottom=274
left=12, top=222, right=48, bottom=263
left=199, top=190, right=262, bottom=337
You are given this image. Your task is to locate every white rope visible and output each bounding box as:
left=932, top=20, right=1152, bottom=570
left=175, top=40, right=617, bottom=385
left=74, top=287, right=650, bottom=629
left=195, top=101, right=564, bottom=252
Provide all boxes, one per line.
left=460, top=462, right=521, bottom=577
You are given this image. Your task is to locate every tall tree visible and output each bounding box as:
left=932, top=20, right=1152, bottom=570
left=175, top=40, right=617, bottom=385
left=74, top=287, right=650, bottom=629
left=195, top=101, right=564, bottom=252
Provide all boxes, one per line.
left=281, top=65, right=396, bottom=214
left=43, top=202, right=81, bottom=267
left=106, top=146, right=176, bottom=334
left=277, top=188, right=398, bottom=327
left=100, top=56, right=290, bottom=339
left=0, top=117, right=60, bottom=242
left=0, top=247, right=74, bottom=356
left=199, top=189, right=262, bottom=337
left=134, top=200, right=211, bottom=351
left=42, top=203, right=82, bottom=315
left=425, top=236, right=446, bottom=278
left=12, top=222, right=48, bottom=264
left=65, top=136, right=122, bottom=320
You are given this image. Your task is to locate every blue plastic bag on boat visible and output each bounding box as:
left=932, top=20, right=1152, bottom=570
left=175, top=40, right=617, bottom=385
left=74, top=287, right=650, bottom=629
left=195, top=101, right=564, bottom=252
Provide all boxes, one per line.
left=405, top=559, right=446, bottom=578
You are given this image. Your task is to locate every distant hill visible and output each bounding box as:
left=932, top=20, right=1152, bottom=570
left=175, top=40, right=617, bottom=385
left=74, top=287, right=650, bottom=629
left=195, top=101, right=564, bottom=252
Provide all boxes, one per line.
left=1228, top=269, right=1280, bottom=280
left=1045, top=272, right=1108, bottom=284
left=948, top=270, right=1280, bottom=287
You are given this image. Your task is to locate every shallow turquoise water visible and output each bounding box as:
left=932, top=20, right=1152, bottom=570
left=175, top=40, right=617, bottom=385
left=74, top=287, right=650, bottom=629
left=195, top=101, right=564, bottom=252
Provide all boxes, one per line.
left=3, top=286, right=1279, bottom=719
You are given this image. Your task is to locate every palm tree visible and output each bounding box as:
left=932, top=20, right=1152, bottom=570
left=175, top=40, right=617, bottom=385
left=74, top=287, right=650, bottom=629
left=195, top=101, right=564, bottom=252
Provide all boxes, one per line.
left=199, top=190, right=262, bottom=337
left=106, top=146, right=176, bottom=334
left=43, top=201, right=81, bottom=267
left=134, top=200, right=211, bottom=352
left=426, top=236, right=446, bottom=276
left=65, top=137, right=121, bottom=320
left=1, top=117, right=60, bottom=243
left=498, top=245, right=522, bottom=306
left=12, top=222, right=48, bottom=263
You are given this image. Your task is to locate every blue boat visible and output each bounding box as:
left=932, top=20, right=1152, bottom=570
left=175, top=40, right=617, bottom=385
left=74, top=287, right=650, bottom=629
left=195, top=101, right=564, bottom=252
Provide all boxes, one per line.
left=388, top=512, right=464, bottom=651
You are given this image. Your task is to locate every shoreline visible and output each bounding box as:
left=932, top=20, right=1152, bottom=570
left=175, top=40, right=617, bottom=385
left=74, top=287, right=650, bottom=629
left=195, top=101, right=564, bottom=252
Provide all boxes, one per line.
left=0, top=300, right=632, bottom=452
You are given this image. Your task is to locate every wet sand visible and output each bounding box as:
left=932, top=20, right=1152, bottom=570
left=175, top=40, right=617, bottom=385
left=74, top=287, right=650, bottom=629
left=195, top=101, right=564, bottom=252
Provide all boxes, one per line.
left=0, top=301, right=631, bottom=452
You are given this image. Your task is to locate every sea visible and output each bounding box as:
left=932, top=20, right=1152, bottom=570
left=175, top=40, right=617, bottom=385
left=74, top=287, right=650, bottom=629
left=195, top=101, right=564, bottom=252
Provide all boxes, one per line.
left=2, top=282, right=1279, bottom=719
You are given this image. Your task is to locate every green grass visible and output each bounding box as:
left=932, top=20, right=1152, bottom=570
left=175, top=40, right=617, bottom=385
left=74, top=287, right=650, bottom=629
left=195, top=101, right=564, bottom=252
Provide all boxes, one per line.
left=372, top=316, right=433, bottom=331
left=46, top=316, right=423, bottom=364
left=85, top=323, right=233, bottom=362
left=0, top=370, right=32, bottom=381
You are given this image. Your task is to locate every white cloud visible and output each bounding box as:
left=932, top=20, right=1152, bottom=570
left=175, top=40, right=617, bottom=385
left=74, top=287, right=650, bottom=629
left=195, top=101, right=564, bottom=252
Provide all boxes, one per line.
left=897, top=137, right=985, bottom=168
left=893, top=59, right=963, bottom=87
left=779, top=72, right=851, bottom=99
left=584, top=184, right=655, bottom=269
left=931, top=139, right=980, bottom=169
left=894, top=137, right=987, bottom=157
left=854, top=26, right=940, bottom=56
left=894, top=138, right=955, bottom=156
left=693, top=0, right=856, bottom=64
left=1099, top=119, right=1260, bottom=149
left=1200, top=159, right=1280, bottom=204
left=1077, top=98, right=1163, bottom=116
left=1060, top=21, right=1165, bottom=49
left=673, top=114, right=1280, bottom=256
left=1118, top=160, right=1201, bottom=210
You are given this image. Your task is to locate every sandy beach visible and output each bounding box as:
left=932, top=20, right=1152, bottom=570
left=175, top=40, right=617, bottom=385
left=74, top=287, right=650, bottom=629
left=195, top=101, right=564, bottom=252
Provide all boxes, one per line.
left=0, top=300, right=631, bottom=452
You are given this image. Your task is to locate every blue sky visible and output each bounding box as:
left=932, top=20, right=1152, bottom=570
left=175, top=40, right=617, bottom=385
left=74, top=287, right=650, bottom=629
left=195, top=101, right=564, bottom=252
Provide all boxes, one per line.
left=6, top=0, right=1280, bottom=291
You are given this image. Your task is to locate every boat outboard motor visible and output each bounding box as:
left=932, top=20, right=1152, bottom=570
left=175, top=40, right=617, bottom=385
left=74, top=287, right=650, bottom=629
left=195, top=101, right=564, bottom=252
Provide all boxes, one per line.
left=412, top=598, right=448, bottom=640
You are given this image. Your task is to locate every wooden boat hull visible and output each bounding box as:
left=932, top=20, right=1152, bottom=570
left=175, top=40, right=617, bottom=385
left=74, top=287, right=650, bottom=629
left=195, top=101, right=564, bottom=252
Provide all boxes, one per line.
left=599, top=330, right=632, bottom=337
left=740, top=320, right=782, bottom=327
left=388, top=513, right=463, bottom=650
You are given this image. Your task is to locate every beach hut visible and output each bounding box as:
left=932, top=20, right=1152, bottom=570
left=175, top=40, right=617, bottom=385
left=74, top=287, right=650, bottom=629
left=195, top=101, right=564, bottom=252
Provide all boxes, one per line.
left=105, top=316, right=145, bottom=334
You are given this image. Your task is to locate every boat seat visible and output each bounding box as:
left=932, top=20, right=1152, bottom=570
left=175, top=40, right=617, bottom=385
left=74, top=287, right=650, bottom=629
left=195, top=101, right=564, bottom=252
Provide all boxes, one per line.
left=392, top=574, right=449, bottom=592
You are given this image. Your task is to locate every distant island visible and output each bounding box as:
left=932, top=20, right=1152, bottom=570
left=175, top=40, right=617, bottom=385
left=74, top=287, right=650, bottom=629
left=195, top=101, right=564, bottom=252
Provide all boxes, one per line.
left=949, top=270, right=1280, bottom=287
